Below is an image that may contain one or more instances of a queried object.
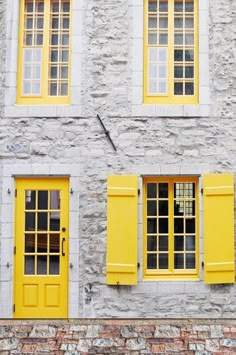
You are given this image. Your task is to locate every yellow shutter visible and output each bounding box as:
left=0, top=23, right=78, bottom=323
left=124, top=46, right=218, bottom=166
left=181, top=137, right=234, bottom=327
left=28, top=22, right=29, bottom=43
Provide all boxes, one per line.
left=107, top=175, right=138, bottom=285
left=203, top=173, right=235, bottom=284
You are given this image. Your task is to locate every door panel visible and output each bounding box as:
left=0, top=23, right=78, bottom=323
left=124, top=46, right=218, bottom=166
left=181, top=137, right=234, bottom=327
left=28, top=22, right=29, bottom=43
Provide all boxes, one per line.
left=14, top=178, right=69, bottom=318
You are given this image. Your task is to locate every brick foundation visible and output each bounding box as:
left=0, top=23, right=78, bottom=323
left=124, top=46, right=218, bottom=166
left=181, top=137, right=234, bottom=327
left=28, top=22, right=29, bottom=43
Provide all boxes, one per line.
left=0, top=319, right=236, bottom=354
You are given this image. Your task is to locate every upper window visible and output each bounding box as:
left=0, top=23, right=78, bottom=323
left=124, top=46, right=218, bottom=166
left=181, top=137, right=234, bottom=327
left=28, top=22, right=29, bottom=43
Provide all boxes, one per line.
left=144, top=0, right=198, bottom=104
left=17, top=0, right=71, bottom=105
left=143, top=177, right=199, bottom=279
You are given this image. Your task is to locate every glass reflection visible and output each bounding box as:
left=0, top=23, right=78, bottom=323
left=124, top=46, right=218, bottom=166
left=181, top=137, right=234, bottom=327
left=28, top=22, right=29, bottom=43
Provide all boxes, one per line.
left=25, top=256, right=35, bottom=275
left=49, top=256, right=60, bottom=274
left=147, top=254, right=157, bottom=269
left=37, top=256, right=47, bottom=274
left=25, top=190, right=36, bottom=210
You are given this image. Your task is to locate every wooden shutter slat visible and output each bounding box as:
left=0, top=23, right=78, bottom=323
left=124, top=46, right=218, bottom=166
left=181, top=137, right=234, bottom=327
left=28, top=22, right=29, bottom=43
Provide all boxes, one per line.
left=203, top=173, right=235, bottom=284
left=106, top=175, right=138, bottom=285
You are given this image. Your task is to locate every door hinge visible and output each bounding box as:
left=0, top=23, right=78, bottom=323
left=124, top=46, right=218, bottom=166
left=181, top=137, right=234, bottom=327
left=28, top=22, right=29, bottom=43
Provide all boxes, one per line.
left=15, top=189, right=17, bottom=198
left=13, top=304, right=15, bottom=313
left=14, top=246, right=16, bottom=255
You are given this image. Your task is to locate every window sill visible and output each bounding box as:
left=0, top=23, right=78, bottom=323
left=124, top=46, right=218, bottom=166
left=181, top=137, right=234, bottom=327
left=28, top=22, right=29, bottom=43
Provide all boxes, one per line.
left=5, top=104, right=81, bottom=118
left=132, top=104, right=210, bottom=117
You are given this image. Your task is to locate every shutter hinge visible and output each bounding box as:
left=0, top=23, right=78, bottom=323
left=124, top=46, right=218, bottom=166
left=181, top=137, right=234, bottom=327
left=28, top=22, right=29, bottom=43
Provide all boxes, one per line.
left=137, top=262, right=140, bottom=269
left=15, top=189, right=17, bottom=198
left=14, top=246, right=16, bottom=255
left=201, top=188, right=203, bottom=194
left=202, top=261, right=204, bottom=269
left=13, top=304, right=15, bottom=313
left=138, top=189, right=140, bottom=196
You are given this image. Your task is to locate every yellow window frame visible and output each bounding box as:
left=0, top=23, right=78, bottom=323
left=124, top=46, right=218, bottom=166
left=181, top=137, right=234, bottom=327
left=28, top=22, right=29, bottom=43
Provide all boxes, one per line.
left=143, top=176, right=199, bottom=280
left=144, top=0, right=199, bottom=104
left=17, top=0, right=71, bottom=105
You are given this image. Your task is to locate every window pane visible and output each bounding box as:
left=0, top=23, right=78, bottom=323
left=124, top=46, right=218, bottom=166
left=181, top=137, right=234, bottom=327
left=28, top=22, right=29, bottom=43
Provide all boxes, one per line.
left=147, top=201, right=157, bottom=216
left=159, top=254, right=168, bottom=269
left=186, top=236, right=195, bottom=251
left=26, top=2, right=34, bottom=12
left=25, top=234, right=35, bottom=253
left=50, top=191, right=60, bottom=209
left=185, top=0, right=194, bottom=12
left=174, top=34, right=183, bottom=45
left=174, top=201, right=184, bottom=216
left=174, top=0, right=183, bottom=12
left=174, top=50, right=183, bottom=61
left=185, top=66, right=194, bottom=78
left=147, top=218, right=157, bottom=233
left=185, top=17, right=194, bottom=28
left=174, top=236, right=184, bottom=251
left=147, top=236, right=157, bottom=251
left=149, top=16, right=157, bottom=28
left=159, top=0, right=168, bottom=12
left=50, top=212, right=60, bottom=231
left=148, top=33, right=157, bottom=45
left=174, top=218, right=184, bottom=233
left=185, top=49, right=194, bottom=61
left=37, top=234, right=47, bottom=253
left=38, top=191, right=48, bottom=210
left=185, top=33, right=194, bottom=45
left=25, top=256, right=35, bottom=275
left=159, top=17, right=168, bottom=28
left=25, top=190, right=36, bottom=210
left=186, top=218, right=195, bottom=233
left=63, top=2, right=70, bottom=12
left=185, top=201, right=195, bottom=216
left=174, top=254, right=184, bottom=269
left=147, top=183, right=157, bottom=198
left=61, top=83, right=68, bottom=95
left=159, top=183, right=168, bottom=198
left=37, top=256, right=47, bottom=275
left=185, top=82, right=194, bottom=95
left=159, top=218, right=168, bottom=233
left=159, top=33, right=168, bottom=44
left=49, top=256, right=60, bottom=274
left=159, top=236, right=168, bottom=251
left=148, top=0, right=157, bottom=12
left=174, top=66, right=183, bottom=78
left=147, top=254, right=157, bottom=269
left=174, top=82, right=183, bottom=95
left=25, top=212, right=35, bottom=231
left=186, top=254, right=195, bottom=269
left=175, top=18, right=183, bottom=28
left=159, top=200, right=168, bottom=216
left=38, top=212, right=48, bottom=231
left=50, top=234, right=60, bottom=253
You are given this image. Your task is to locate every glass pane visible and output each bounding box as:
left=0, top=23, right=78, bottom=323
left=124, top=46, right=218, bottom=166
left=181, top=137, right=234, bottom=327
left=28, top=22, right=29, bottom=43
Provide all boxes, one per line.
left=185, top=82, right=194, bottom=95
left=185, top=183, right=195, bottom=197
left=26, top=18, right=33, bottom=29
left=174, top=236, right=184, bottom=251
left=186, top=236, right=195, bottom=251
left=61, top=83, right=68, bottom=95
left=147, top=218, right=157, bottom=233
left=37, top=256, right=47, bottom=275
left=149, top=47, right=158, bottom=61
left=175, top=34, right=183, bottom=45
left=147, top=183, right=157, bottom=198
left=185, top=0, right=194, bottom=12
left=174, top=50, right=183, bottom=61
left=149, top=17, right=157, bottom=28
left=159, top=200, right=168, bottom=216
left=159, top=218, right=168, bottom=233
left=174, top=82, right=183, bottom=95
left=51, top=50, right=58, bottom=62
left=185, top=66, right=194, bottom=78
left=185, top=49, right=194, bottom=61
left=37, top=2, right=44, bottom=12
left=147, top=236, right=157, bottom=251
left=63, top=2, right=70, bottom=12
left=37, top=18, right=44, bottom=29
left=159, top=183, right=168, bottom=198
left=149, top=80, right=157, bottom=94
left=26, top=2, right=33, bottom=12
left=175, top=18, right=183, bottom=28
left=38, top=212, right=48, bottom=230
left=186, top=218, right=195, bottom=233
left=174, top=201, right=184, bottom=216
left=174, top=66, right=183, bottom=78
left=174, top=0, right=183, bottom=12
left=185, top=34, right=194, bottom=45
left=159, top=0, right=168, bottom=12
left=159, top=48, right=167, bottom=61
left=159, top=254, right=168, bottom=269
left=38, top=191, right=48, bottom=210
left=52, top=2, right=59, bottom=12
left=36, top=34, right=43, bottom=45
left=25, top=256, right=35, bottom=275
left=159, top=65, right=166, bottom=78
left=50, top=212, right=60, bottom=231
left=62, top=50, right=69, bottom=62
left=186, top=254, right=195, bottom=269
left=23, top=81, right=31, bottom=94
left=185, top=201, right=195, bottom=215
left=159, top=81, right=167, bottom=93
left=149, top=63, right=157, bottom=77
left=159, top=33, right=168, bottom=44
left=147, top=254, right=157, bottom=269
left=159, top=236, right=168, bottom=251
left=51, top=67, right=58, bottom=78
left=26, top=34, right=33, bottom=45
left=61, top=66, right=68, bottom=79
left=25, top=212, right=35, bottom=231
left=35, top=65, right=41, bottom=79
left=51, top=34, right=59, bottom=45
left=62, top=34, right=69, bottom=45
left=185, top=17, right=194, bottom=28
left=174, top=253, right=184, bottom=269
left=32, top=82, right=40, bottom=95
left=174, top=218, right=184, bottom=233
left=37, top=234, right=47, bottom=253
left=52, top=18, right=59, bottom=29
left=25, top=234, right=35, bottom=252
left=49, top=256, right=60, bottom=274
left=148, top=33, right=157, bottom=45
left=159, top=17, right=168, bottom=28
left=50, top=234, right=60, bottom=253
left=148, top=0, right=157, bottom=12
left=50, top=191, right=60, bottom=209
left=147, top=201, right=157, bottom=216
left=50, top=83, right=57, bottom=95
left=25, top=190, right=36, bottom=210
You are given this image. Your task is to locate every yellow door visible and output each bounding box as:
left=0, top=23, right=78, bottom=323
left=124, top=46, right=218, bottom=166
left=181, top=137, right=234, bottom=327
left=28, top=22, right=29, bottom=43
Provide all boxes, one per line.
left=14, top=178, right=69, bottom=318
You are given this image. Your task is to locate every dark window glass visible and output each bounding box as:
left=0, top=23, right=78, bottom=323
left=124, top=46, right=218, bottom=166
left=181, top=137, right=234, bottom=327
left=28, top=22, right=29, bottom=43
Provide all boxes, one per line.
left=37, top=256, right=47, bottom=275
left=159, top=183, right=168, bottom=198
left=38, top=212, right=48, bottom=231
left=49, top=256, right=60, bottom=275
left=159, top=254, right=168, bottom=269
left=159, top=218, right=168, bottom=233
left=186, top=254, right=195, bottom=269
left=174, top=236, right=184, bottom=251
left=38, top=191, right=48, bottom=210
left=50, top=212, right=60, bottom=231
left=147, top=183, right=157, bottom=198
left=147, top=236, right=157, bottom=251
left=186, top=236, right=195, bottom=251
left=174, top=218, right=184, bottom=233
left=50, top=234, right=60, bottom=253
left=186, top=218, right=195, bottom=233
left=25, top=234, right=35, bottom=252
left=159, top=200, right=168, bottom=216
left=25, top=212, right=35, bottom=231
left=159, top=236, right=168, bottom=251
left=147, top=201, right=157, bottom=216
left=174, top=82, right=183, bottom=95
left=37, top=234, right=47, bottom=253
left=174, top=50, right=183, bottom=61
left=147, top=254, right=157, bottom=269
left=25, top=256, right=35, bottom=275
left=174, top=253, right=184, bottom=269
left=25, top=190, right=36, bottom=210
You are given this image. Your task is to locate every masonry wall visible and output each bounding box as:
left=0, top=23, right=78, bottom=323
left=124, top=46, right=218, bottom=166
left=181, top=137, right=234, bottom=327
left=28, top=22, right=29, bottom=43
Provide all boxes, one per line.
left=0, top=0, right=235, bottom=318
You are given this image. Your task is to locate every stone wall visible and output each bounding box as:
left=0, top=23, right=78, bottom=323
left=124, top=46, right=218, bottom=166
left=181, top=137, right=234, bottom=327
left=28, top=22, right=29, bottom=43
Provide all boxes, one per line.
left=1, top=320, right=236, bottom=354
left=0, top=0, right=235, bottom=318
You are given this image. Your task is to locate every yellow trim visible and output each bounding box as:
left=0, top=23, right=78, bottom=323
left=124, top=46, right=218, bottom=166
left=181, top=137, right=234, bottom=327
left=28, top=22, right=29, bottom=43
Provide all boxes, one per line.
left=143, top=176, right=199, bottom=280
left=17, top=0, right=71, bottom=105
left=143, top=0, right=199, bottom=104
